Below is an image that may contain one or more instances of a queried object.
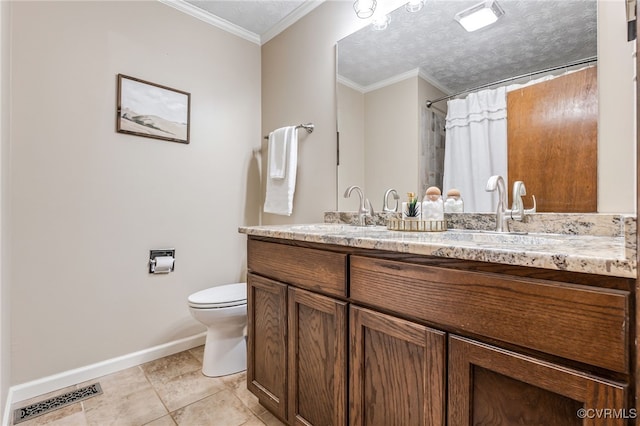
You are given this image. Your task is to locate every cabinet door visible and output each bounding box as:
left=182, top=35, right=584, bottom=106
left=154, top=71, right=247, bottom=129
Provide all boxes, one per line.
left=288, top=287, right=347, bottom=426
left=247, top=273, right=288, bottom=422
left=350, top=305, right=446, bottom=426
left=449, top=335, right=628, bottom=426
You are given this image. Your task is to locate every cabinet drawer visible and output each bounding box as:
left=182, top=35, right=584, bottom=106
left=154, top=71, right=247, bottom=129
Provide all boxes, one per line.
left=350, top=256, right=629, bottom=373
left=248, top=239, right=348, bottom=297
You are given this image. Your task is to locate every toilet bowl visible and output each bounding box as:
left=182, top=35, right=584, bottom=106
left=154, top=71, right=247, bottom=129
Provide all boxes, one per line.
left=188, top=282, right=247, bottom=377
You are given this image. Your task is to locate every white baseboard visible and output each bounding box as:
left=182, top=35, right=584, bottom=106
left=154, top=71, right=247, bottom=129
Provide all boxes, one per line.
left=3, top=332, right=206, bottom=425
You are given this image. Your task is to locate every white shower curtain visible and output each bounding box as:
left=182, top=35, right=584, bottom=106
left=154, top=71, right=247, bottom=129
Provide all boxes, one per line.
left=442, top=87, right=508, bottom=212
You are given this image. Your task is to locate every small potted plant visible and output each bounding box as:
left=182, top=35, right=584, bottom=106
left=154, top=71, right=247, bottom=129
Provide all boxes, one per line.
left=402, top=192, right=421, bottom=220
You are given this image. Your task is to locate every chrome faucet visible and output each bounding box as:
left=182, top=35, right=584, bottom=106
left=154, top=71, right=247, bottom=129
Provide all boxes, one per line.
left=485, top=175, right=509, bottom=232
left=344, top=185, right=374, bottom=226
left=486, top=176, right=537, bottom=232
left=509, top=181, right=536, bottom=221
left=383, top=189, right=400, bottom=212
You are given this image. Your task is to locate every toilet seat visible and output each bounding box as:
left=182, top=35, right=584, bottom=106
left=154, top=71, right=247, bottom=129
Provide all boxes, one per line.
left=188, top=283, right=247, bottom=309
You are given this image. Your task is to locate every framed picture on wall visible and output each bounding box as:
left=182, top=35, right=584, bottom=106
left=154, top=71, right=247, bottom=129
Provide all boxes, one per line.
left=116, top=74, right=191, bottom=144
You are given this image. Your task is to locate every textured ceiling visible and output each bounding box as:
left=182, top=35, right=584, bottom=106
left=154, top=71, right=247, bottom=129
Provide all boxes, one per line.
left=337, top=0, right=597, bottom=94
left=184, top=0, right=308, bottom=36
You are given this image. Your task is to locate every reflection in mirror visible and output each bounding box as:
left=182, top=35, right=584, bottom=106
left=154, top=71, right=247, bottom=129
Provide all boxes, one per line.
left=336, top=0, right=609, bottom=213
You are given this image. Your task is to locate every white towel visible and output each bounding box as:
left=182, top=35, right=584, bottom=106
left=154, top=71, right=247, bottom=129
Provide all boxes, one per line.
left=268, top=127, right=289, bottom=179
left=264, top=126, right=298, bottom=215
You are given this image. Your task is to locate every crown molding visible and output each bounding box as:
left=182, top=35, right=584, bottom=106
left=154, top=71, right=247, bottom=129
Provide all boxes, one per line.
left=262, top=1, right=325, bottom=44
left=336, top=74, right=367, bottom=93
left=337, top=69, right=420, bottom=93
left=362, top=68, right=419, bottom=93
left=338, top=67, right=454, bottom=96
left=158, top=0, right=261, bottom=45
left=418, top=69, right=453, bottom=94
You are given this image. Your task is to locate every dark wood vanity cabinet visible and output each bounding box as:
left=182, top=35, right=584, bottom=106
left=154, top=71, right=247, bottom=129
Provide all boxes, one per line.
left=247, top=275, right=348, bottom=425
left=246, top=237, right=634, bottom=426
left=247, top=239, right=348, bottom=425
left=350, top=305, right=446, bottom=426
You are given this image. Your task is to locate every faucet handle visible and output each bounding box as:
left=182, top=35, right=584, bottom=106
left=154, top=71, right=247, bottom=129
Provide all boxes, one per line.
left=513, top=181, right=536, bottom=214
left=365, top=198, right=374, bottom=216
left=383, top=189, right=399, bottom=212
left=524, top=195, right=537, bottom=214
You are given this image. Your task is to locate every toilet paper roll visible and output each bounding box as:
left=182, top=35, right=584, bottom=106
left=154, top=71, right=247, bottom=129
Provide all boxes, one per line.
left=153, top=256, right=174, bottom=274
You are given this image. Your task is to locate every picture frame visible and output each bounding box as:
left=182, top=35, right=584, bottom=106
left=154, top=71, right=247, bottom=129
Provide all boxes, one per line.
left=116, top=74, right=190, bottom=144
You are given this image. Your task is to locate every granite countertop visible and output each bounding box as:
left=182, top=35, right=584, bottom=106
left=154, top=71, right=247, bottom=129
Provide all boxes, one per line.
left=239, top=213, right=637, bottom=278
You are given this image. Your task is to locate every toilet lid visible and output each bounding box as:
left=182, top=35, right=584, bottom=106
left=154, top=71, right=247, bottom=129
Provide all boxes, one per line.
left=188, top=282, right=247, bottom=308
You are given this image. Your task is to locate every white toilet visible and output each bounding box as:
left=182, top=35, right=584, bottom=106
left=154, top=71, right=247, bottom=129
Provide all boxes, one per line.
left=188, top=282, right=247, bottom=377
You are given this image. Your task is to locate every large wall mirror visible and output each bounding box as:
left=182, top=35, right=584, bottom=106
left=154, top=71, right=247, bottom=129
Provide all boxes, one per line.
left=336, top=0, right=636, bottom=213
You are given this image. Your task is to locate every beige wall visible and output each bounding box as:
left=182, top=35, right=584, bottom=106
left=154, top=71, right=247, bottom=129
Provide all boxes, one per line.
left=261, top=1, right=364, bottom=224
left=336, top=83, right=365, bottom=210
left=10, top=1, right=260, bottom=384
left=365, top=78, right=418, bottom=210
left=1, top=0, right=11, bottom=413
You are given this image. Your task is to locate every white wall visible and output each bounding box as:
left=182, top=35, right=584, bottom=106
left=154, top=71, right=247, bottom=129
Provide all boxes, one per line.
left=598, top=0, right=636, bottom=213
left=10, top=1, right=260, bottom=384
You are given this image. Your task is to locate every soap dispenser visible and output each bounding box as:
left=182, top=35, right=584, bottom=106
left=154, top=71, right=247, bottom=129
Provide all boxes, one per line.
left=444, top=188, right=464, bottom=213
left=422, top=187, right=444, bottom=221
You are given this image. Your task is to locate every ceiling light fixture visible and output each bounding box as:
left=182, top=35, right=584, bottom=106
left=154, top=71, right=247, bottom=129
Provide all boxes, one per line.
left=454, top=0, right=505, bottom=32
left=354, top=0, right=377, bottom=19
left=405, top=0, right=424, bottom=13
left=372, top=14, right=390, bottom=30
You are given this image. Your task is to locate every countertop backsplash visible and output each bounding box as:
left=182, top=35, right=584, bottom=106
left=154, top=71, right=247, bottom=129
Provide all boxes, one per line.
left=323, top=211, right=634, bottom=237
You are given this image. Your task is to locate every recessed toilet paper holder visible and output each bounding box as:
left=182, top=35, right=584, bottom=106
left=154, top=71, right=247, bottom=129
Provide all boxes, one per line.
left=149, top=249, right=175, bottom=273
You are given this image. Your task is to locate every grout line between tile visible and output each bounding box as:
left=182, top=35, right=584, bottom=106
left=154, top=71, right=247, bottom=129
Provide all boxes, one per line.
left=142, top=366, right=173, bottom=418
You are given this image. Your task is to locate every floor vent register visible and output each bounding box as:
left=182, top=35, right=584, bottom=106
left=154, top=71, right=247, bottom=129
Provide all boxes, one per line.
left=13, top=383, right=102, bottom=424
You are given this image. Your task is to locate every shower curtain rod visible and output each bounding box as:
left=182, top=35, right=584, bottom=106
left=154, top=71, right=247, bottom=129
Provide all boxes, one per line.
left=425, top=56, right=597, bottom=108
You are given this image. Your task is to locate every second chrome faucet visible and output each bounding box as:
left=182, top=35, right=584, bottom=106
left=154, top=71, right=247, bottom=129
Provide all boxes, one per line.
left=485, top=175, right=536, bottom=232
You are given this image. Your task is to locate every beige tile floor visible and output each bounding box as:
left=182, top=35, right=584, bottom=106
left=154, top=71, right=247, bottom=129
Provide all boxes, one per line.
left=11, top=346, right=285, bottom=426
